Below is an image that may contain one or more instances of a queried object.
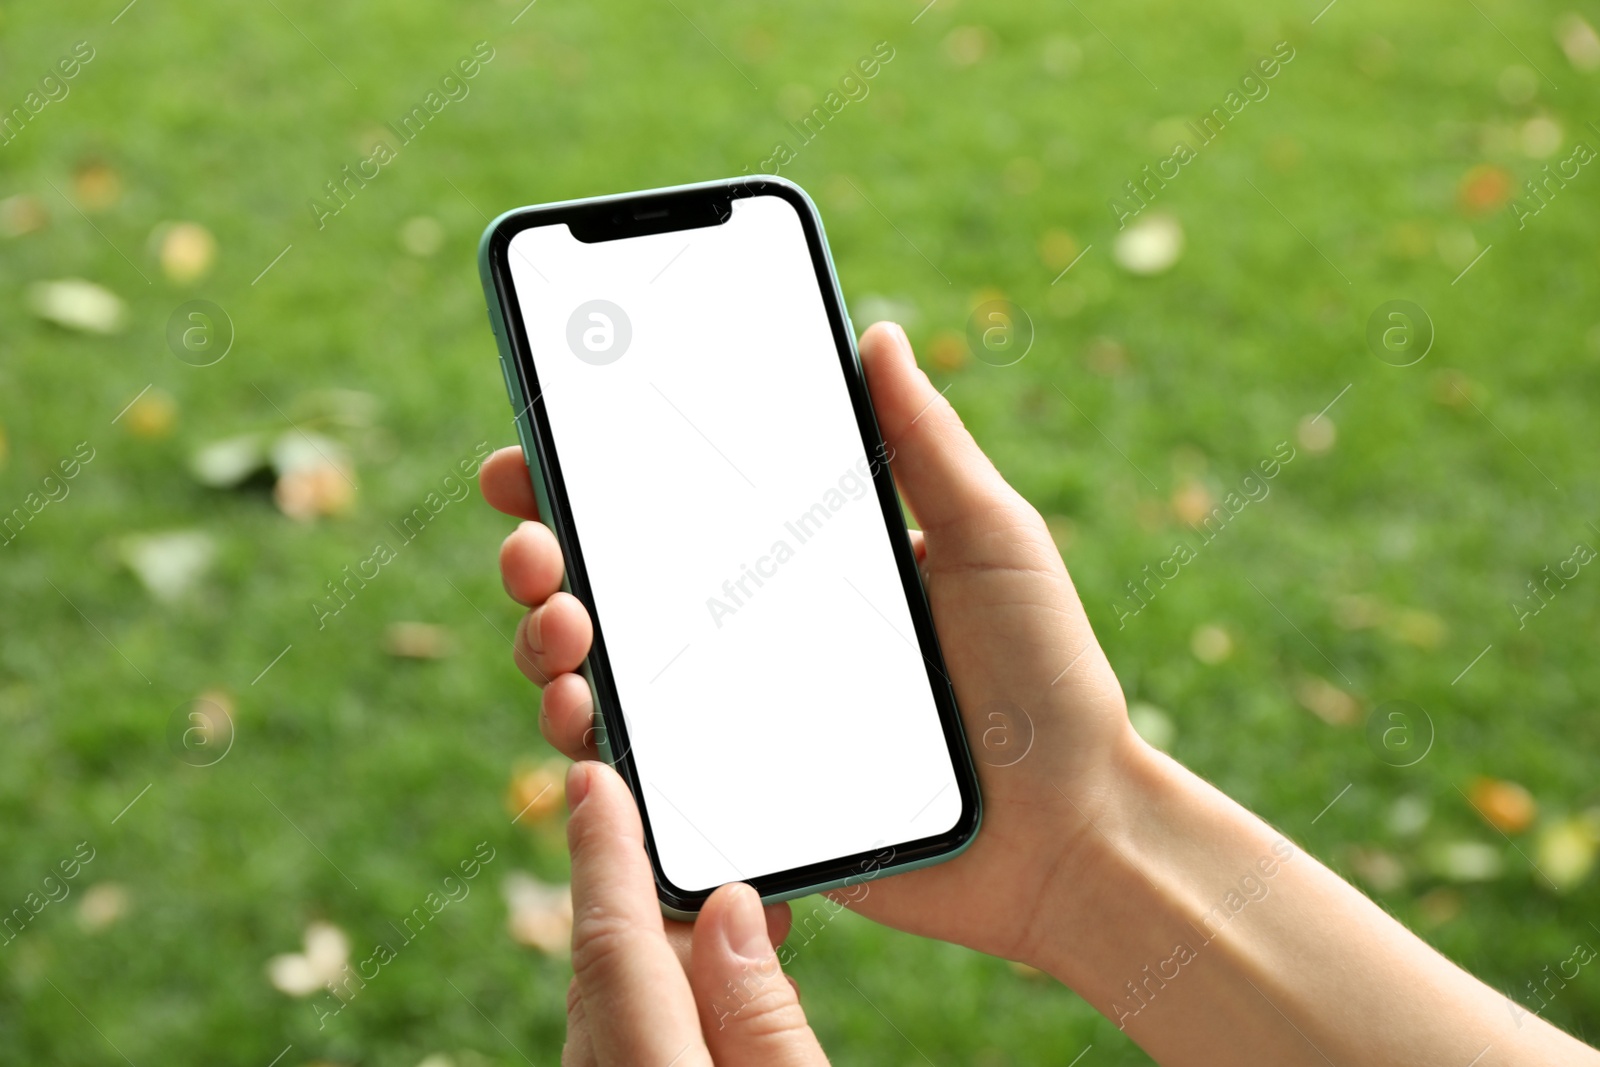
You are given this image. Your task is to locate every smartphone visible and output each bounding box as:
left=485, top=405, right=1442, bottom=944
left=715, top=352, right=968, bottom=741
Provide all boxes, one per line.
left=478, top=176, right=980, bottom=917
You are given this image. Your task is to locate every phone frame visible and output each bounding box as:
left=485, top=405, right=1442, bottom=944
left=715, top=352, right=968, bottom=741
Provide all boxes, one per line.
left=478, top=175, right=981, bottom=917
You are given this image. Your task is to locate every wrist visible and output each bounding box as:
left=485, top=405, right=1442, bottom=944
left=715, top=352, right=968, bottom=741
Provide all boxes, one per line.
left=1020, top=728, right=1168, bottom=978
left=1024, top=732, right=1258, bottom=1006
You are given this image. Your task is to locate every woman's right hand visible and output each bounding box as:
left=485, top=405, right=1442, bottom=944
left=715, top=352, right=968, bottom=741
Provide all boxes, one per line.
left=480, top=320, right=1140, bottom=972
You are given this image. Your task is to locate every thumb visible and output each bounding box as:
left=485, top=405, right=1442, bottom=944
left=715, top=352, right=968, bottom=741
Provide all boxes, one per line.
left=690, top=883, right=828, bottom=1066
left=858, top=320, right=1018, bottom=536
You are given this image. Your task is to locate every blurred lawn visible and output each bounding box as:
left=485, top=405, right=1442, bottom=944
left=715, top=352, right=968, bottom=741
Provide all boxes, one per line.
left=4, top=0, right=1600, bottom=1063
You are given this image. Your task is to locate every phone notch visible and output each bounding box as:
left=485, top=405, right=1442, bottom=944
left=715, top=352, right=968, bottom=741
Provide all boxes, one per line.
left=568, top=189, right=734, bottom=243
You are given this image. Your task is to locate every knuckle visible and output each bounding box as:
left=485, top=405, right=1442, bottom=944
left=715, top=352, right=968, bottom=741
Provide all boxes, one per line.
left=568, top=905, right=639, bottom=988
left=722, top=980, right=814, bottom=1044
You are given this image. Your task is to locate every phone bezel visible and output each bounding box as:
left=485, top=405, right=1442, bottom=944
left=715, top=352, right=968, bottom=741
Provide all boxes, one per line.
left=481, top=176, right=981, bottom=913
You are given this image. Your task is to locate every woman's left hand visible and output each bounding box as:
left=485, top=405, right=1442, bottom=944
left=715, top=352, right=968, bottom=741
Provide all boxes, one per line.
left=560, top=759, right=830, bottom=1066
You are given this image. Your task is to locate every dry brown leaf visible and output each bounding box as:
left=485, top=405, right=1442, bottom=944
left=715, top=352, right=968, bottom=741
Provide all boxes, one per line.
left=506, top=760, right=566, bottom=826
left=1295, top=676, right=1360, bottom=726
left=1171, top=480, right=1215, bottom=526
left=1468, top=777, right=1537, bottom=834
left=274, top=461, right=356, bottom=522
left=1457, top=164, right=1512, bottom=216
left=504, top=872, right=572, bottom=955
left=73, top=160, right=122, bottom=211
left=385, top=622, right=453, bottom=660
left=122, top=389, right=178, bottom=439
left=157, top=221, right=217, bottom=284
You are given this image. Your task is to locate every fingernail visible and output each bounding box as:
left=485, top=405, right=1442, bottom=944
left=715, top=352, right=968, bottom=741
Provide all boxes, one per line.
left=523, top=607, right=544, bottom=655
left=889, top=321, right=911, bottom=350
left=722, top=884, right=772, bottom=962
left=565, top=762, right=591, bottom=811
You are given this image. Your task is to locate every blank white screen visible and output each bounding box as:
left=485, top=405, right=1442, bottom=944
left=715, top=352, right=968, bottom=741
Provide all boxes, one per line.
left=507, top=193, right=961, bottom=892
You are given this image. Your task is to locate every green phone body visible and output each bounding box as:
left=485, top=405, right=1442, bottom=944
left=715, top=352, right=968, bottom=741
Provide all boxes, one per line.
left=477, top=175, right=982, bottom=919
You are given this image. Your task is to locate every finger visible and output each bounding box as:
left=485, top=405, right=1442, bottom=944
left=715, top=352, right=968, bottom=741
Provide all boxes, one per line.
left=480, top=446, right=541, bottom=521
left=566, top=762, right=708, bottom=1066
left=501, top=520, right=566, bottom=607
left=691, top=883, right=826, bottom=1066
left=660, top=901, right=794, bottom=971
left=540, top=673, right=600, bottom=760
left=561, top=977, right=595, bottom=1067
left=859, top=321, right=1017, bottom=535
left=515, top=592, right=593, bottom=687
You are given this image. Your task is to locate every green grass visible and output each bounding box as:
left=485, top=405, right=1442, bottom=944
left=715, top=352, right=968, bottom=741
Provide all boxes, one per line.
left=3, top=0, right=1600, bottom=1062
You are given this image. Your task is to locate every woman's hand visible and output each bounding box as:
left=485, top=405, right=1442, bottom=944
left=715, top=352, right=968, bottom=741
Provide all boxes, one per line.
left=479, top=320, right=1137, bottom=971
left=560, top=759, right=828, bottom=1065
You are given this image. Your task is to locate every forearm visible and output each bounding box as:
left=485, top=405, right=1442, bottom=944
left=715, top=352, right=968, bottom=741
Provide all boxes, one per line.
left=1034, top=735, right=1599, bottom=1066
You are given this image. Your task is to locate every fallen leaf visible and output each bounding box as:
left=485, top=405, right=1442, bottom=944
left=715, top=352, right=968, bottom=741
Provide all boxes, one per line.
left=1431, top=370, right=1488, bottom=410
left=274, top=461, right=356, bottom=521
left=943, top=26, right=994, bottom=66
left=506, top=759, right=566, bottom=825
left=1415, top=887, right=1462, bottom=928
left=271, top=431, right=350, bottom=477
left=27, top=278, right=127, bottom=334
left=1468, top=777, right=1537, bottom=834
left=72, top=160, right=122, bottom=211
left=928, top=329, right=967, bottom=371
left=121, top=388, right=178, bottom=439
left=181, top=688, right=236, bottom=756
left=1190, top=624, right=1233, bottom=664
left=268, top=921, right=349, bottom=997
left=1113, top=213, right=1183, bottom=276
left=1037, top=229, right=1080, bottom=272
left=155, top=221, right=217, bottom=284
left=190, top=434, right=269, bottom=488
left=1296, top=676, right=1360, bottom=726
left=1426, top=841, right=1504, bottom=882
left=77, top=883, right=129, bottom=932
left=1521, top=116, right=1564, bottom=159
left=1457, top=165, right=1513, bottom=216
left=1535, top=815, right=1598, bottom=891
left=1556, top=13, right=1600, bottom=71
left=400, top=216, right=445, bottom=258
left=118, top=530, right=217, bottom=602
left=1388, top=794, right=1431, bottom=837
left=1084, top=336, right=1130, bottom=376
left=1387, top=608, right=1447, bottom=649
left=504, top=872, right=573, bottom=955
left=385, top=622, right=453, bottom=659
left=1171, top=480, right=1215, bottom=525
left=1347, top=847, right=1406, bottom=893
left=271, top=432, right=356, bottom=520
left=1296, top=414, right=1336, bottom=454
left=0, top=194, right=48, bottom=237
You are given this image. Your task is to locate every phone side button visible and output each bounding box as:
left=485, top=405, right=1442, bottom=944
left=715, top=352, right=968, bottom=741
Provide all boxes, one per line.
left=514, top=408, right=539, bottom=465
left=499, top=357, right=520, bottom=413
